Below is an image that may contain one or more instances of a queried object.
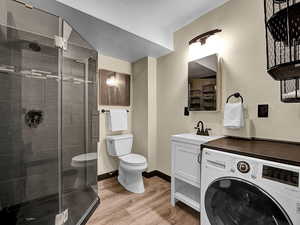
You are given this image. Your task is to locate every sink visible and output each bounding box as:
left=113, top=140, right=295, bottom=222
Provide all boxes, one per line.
left=171, top=133, right=222, bottom=145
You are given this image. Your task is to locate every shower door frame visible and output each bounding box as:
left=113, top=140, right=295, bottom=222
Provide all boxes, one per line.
left=57, top=18, right=100, bottom=225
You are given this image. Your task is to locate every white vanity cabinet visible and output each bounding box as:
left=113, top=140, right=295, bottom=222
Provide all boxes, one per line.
left=171, top=133, right=221, bottom=212
left=172, top=142, right=201, bottom=187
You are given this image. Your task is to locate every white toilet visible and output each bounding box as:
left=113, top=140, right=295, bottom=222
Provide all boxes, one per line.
left=106, top=134, right=147, bottom=193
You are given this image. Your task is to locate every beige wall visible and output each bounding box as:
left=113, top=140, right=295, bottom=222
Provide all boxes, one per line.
left=132, top=57, right=157, bottom=172
left=98, top=54, right=132, bottom=175
left=97, top=55, right=157, bottom=175
left=147, top=57, right=157, bottom=172
left=132, top=58, right=148, bottom=162
left=156, top=0, right=300, bottom=175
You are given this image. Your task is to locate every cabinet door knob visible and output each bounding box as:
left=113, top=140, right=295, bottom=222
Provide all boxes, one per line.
left=197, top=153, right=201, bottom=164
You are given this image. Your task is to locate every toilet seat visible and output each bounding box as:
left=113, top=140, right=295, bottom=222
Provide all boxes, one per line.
left=119, top=153, right=146, bottom=166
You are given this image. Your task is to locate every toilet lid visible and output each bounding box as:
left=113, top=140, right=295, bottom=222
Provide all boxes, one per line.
left=119, top=154, right=146, bottom=165
left=72, top=152, right=97, bottom=163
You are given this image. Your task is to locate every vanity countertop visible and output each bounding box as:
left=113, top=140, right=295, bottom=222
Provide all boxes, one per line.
left=171, top=133, right=223, bottom=146
left=202, top=137, right=300, bottom=166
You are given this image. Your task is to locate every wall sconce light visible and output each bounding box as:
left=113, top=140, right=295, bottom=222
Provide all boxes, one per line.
left=106, top=76, right=118, bottom=87
left=188, top=29, right=222, bottom=62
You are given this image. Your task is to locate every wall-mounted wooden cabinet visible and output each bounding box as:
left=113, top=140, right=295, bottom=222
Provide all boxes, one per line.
left=99, top=69, right=131, bottom=106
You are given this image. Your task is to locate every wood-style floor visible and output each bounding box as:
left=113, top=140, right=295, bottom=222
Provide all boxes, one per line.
left=87, top=177, right=200, bottom=225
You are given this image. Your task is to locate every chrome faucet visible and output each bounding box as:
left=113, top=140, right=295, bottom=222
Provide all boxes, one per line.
left=195, top=121, right=211, bottom=136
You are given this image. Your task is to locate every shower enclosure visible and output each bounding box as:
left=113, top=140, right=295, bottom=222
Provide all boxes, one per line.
left=0, top=0, right=99, bottom=224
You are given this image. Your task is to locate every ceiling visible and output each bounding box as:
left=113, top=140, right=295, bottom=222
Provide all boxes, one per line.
left=24, top=0, right=171, bottom=62
left=24, top=0, right=230, bottom=62
left=57, top=0, right=228, bottom=51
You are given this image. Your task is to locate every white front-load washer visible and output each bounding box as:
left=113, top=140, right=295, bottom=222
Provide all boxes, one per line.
left=201, top=148, right=300, bottom=225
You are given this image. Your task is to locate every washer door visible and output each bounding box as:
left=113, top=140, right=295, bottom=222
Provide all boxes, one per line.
left=205, top=178, right=292, bottom=225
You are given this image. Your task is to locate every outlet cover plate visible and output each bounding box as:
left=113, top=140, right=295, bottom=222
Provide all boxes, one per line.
left=258, top=104, right=269, bottom=118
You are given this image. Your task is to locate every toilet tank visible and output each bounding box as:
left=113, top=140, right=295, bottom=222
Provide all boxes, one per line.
left=106, top=134, right=133, bottom=157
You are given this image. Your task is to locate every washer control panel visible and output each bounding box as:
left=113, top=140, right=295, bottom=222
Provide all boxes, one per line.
left=237, top=161, right=250, bottom=173
left=203, top=148, right=300, bottom=188
left=263, top=165, right=299, bottom=187
left=230, top=159, right=258, bottom=179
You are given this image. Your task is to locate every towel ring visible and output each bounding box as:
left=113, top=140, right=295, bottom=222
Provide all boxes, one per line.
left=226, top=92, right=244, bottom=103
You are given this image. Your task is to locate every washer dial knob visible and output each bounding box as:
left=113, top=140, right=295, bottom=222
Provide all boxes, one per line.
left=237, top=161, right=250, bottom=173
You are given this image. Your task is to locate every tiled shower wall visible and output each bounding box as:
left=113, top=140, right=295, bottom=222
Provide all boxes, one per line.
left=0, top=35, right=89, bottom=208
left=0, top=34, right=59, bottom=208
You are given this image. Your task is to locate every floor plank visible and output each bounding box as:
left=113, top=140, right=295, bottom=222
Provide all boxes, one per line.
left=87, top=177, right=200, bottom=225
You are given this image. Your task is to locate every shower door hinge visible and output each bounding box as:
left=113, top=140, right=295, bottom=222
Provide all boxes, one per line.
left=54, top=36, right=68, bottom=50
left=55, top=209, right=68, bottom=225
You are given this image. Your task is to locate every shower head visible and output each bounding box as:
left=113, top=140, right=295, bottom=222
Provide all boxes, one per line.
left=28, top=42, right=41, bottom=52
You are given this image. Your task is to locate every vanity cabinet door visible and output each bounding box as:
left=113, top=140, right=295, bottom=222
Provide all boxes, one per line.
left=172, top=142, right=201, bottom=187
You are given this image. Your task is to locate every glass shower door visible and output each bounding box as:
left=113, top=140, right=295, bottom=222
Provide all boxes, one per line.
left=0, top=1, right=60, bottom=224
left=0, top=2, right=99, bottom=224
left=61, top=21, right=99, bottom=225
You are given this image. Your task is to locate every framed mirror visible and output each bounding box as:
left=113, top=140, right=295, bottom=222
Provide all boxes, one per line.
left=188, top=54, right=220, bottom=111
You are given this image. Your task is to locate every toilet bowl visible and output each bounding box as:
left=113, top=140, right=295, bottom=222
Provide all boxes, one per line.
left=106, top=134, right=147, bottom=193
left=71, top=152, right=97, bottom=189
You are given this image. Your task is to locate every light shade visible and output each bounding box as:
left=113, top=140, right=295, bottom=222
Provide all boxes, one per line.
left=106, top=76, right=118, bottom=87
left=188, top=33, right=222, bottom=62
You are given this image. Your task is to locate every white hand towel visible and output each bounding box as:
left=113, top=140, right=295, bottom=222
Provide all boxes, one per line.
left=223, top=103, right=245, bottom=129
left=108, top=109, right=128, bottom=132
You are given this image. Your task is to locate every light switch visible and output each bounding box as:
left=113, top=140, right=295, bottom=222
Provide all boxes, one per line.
left=184, top=107, right=189, bottom=116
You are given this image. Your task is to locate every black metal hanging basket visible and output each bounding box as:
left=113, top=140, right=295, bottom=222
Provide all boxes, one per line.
left=264, top=0, right=300, bottom=102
